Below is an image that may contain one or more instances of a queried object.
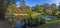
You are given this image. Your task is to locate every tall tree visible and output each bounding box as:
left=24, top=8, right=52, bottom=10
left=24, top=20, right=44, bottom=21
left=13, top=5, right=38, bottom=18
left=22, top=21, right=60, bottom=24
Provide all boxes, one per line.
left=0, top=0, right=8, bottom=20
left=43, top=3, right=51, bottom=13
left=19, top=6, right=31, bottom=13
left=24, top=6, right=31, bottom=13
left=43, top=3, right=51, bottom=10
left=34, top=5, right=44, bottom=13
left=45, top=9, right=52, bottom=15
left=51, top=3, right=58, bottom=15
left=0, top=0, right=16, bottom=20
left=6, top=2, right=16, bottom=13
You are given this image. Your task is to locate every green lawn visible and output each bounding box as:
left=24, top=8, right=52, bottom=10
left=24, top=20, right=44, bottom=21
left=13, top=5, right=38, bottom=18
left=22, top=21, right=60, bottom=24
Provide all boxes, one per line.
left=38, top=20, right=60, bottom=28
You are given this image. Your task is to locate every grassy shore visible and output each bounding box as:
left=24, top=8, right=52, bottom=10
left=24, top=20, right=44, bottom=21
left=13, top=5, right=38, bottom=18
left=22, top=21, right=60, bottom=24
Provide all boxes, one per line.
left=39, top=20, right=60, bottom=28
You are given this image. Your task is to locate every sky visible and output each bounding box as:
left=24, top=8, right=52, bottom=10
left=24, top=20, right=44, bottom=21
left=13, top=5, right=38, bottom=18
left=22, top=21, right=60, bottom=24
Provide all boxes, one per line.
left=16, top=0, right=60, bottom=7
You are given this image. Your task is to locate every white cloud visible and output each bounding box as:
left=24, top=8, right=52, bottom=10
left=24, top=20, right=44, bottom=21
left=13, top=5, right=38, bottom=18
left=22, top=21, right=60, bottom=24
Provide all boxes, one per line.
left=52, top=0, right=60, bottom=6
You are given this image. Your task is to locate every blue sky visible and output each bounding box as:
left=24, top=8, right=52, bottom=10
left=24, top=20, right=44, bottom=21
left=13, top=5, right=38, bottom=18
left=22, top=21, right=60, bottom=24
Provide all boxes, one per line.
left=16, top=0, right=60, bottom=7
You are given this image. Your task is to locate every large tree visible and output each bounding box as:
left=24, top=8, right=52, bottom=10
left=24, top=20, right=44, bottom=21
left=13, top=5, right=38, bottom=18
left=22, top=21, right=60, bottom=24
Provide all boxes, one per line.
left=0, top=0, right=16, bottom=20
left=0, top=0, right=8, bottom=20
left=43, top=3, right=51, bottom=10
left=34, top=5, right=44, bottom=13
left=45, top=9, right=52, bottom=15
left=51, top=3, right=58, bottom=15
left=6, top=2, right=16, bottom=13
left=51, top=3, right=57, bottom=10
left=43, top=3, right=52, bottom=13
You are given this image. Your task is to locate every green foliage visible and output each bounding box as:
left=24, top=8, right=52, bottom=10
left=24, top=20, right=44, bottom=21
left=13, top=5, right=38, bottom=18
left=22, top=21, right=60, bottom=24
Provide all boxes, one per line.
left=0, top=0, right=9, bottom=19
left=6, top=2, right=16, bottom=13
left=51, top=3, right=58, bottom=10
left=24, top=6, right=31, bottom=13
left=35, top=16, right=45, bottom=23
left=34, top=5, right=44, bottom=13
left=5, top=2, right=16, bottom=23
left=2, top=1, right=60, bottom=26
left=51, top=3, right=58, bottom=15
left=45, top=10, right=52, bottom=15
left=43, top=3, right=51, bottom=10
left=55, top=11, right=60, bottom=15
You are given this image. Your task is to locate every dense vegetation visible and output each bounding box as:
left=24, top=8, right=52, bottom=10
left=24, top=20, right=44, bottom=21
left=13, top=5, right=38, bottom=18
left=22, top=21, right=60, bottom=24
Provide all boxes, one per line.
left=0, top=0, right=60, bottom=27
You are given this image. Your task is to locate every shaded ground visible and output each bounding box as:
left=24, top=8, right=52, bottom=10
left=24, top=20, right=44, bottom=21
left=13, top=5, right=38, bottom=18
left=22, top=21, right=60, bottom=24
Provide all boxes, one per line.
left=0, top=20, right=12, bottom=28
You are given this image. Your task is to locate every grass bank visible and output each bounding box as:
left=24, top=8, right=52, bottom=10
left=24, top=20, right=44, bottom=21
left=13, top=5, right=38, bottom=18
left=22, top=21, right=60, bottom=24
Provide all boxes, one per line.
left=39, top=20, right=60, bottom=28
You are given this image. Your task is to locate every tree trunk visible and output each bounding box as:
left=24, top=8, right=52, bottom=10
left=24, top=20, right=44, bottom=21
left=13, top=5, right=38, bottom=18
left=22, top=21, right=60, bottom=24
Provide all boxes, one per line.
left=0, top=0, right=9, bottom=20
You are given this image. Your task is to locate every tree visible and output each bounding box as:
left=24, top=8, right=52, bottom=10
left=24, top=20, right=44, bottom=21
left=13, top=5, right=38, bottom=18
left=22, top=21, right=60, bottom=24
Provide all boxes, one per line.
left=27, top=9, right=33, bottom=18
left=51, top=3, right=58, bottom=10
left=43, top=3, right=51, bottom=10
left=6, top=2, right=16, bottom=13
left=0, top=0, right=9, bottom=20
left=5, top=2, right=17, bottom=23
left=0, top=0, right=16, bottom=20
left=19, top=6, right=31, bottom=14
left=55, top=11, right=60, bottom=15
left=24, top=6, right=31, bottom=13
left=34, top=5, right=44, bottom=13
left=45, top=9, right=52, bottom=15
left=51, top=3, right=58, bottom=15
left=43, top=3, right=51, bottom=13
left=31, top=6, right=35, bottom=11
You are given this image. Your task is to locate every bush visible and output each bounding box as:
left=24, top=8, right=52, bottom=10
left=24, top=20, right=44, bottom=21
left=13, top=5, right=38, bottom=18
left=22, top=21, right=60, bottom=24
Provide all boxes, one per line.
left=35, top=16, right=45, bottom=25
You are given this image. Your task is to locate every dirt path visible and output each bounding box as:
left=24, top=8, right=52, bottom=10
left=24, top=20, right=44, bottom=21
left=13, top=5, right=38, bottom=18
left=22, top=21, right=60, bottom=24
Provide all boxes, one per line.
left=0, top=20, right=12, bottom=28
